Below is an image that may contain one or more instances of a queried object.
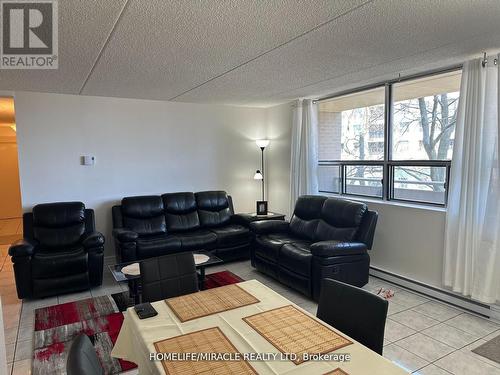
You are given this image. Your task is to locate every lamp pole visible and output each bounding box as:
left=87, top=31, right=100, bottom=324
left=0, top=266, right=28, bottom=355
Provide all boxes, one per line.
left=255, top=140, right=270, bottom=213
left=260, top=146, right=265, bottom=201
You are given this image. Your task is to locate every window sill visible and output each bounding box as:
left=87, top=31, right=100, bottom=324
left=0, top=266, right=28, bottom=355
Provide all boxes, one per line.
left=321, top=193, right=447, bottom=213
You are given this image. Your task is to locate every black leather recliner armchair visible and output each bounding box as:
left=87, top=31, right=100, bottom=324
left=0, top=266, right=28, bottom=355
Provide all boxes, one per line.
left=112, top=191, right=251, bottom=263
left=8, top=202, right=105, bottom=299
left=250, top=195, right=377, bottom=300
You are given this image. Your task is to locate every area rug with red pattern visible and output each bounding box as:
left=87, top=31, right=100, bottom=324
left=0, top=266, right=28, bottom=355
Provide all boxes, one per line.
left=32, top=270, right=243, bottom=375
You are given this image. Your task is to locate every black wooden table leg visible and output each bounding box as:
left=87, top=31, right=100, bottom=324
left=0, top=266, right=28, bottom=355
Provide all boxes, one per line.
left=128, top=279, right=141, bottom=305
left=198, top=266, right=206, bottom=290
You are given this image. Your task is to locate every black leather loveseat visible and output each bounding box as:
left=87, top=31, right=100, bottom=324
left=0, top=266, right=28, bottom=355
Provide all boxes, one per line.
left=250, top=195, right=377, bottom=300
left=112, top=191, right=250, bottom=263
left=8, top=202, right=105, bottom=299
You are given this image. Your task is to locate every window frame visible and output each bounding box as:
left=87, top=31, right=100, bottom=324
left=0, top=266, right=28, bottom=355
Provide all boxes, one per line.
left=317, top=66, right=461, bottom=207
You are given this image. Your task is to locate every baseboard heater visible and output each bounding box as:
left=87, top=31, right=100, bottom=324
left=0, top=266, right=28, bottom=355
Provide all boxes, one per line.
left=369, top=266, right=497, bottom=321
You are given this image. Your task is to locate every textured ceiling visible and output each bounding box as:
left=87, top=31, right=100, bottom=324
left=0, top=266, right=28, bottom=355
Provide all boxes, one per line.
left=1, top=0, right=500, bottom=107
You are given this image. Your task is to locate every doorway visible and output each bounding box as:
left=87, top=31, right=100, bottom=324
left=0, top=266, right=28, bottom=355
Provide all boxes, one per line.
left=0, top=97, right=22, bottom=245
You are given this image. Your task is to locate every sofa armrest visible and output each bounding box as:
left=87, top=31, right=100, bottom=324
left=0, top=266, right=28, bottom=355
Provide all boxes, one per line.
left=112, top=228, right=138, bottom=242
left=9, top=239, right=37, bottom=257
left=311, top=241, right=367, bottom=257
left=249, top=220, right=289, bottom=234
left=230, top=213, right=255, bottom=226
left=82, top=231, right=105, bottom=250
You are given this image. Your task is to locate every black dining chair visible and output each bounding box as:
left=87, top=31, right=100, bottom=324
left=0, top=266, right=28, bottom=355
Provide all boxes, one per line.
left=140, top=252, right=199, bottom=302
left=317, top=278, right=389, bottom=355
left=67, top=334, right=103, bottom=375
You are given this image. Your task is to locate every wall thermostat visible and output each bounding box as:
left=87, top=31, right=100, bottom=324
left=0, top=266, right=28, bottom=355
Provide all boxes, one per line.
left=81, top=155, right=96, bottom=166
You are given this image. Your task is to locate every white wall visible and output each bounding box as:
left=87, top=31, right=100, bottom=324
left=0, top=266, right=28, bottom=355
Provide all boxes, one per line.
left=14, top=92, right=269, bottom=256
left=266, top=102, right=292, bottom=217
left=363, top=202, right=446, bottom=288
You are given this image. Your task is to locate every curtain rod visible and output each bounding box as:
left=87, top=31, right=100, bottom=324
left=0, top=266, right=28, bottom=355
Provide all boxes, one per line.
left=482, top=52, right=498, bottom=67
left=312, top=64, right=463, bottom=104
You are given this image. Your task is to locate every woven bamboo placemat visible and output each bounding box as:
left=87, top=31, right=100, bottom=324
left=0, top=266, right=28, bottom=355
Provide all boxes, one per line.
left=154, top=327, right=256, bottom=375
left=243, top=305, right=352, bottom=365
left=165, top=284, right=259, bottom=322
left=324, top=369, right=349, bottom=375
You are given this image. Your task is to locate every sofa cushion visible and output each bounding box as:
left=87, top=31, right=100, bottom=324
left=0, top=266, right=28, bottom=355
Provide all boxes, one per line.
left=32, top=246, right=88, bottom=279
left=162, top=192, right=201, bottom=232
left=278, top=265, right=311, bottom=296
left=209, top=225, right=250, bottom=248
left=33, top=224, right=86, bottom=249
left=195, top=191, right=231, bottom=228
left=279, top=242, right=312, bottom=277
left=122, top=196, right=166, bottom=236
left=170, top=229, right=217, bottom=251
left=33, top=273, right=90, bottom=299
left=255, top=233, right=305, bottom=262
left=32, top=202, right=86, bottom=247
left=314, top=198, right=367, bottom=242
left=136, top=235, right=182, bottom=260
left=33, top=202, right=85, bottom=227
left=289, top=195, right=326, bottom=240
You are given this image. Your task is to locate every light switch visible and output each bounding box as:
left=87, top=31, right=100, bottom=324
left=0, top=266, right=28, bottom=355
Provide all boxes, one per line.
left=81, top=155, right=96, bottom=166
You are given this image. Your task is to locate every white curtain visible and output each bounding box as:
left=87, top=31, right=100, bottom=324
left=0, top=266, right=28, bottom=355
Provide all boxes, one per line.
left=444, top=56, right=500, bottom=304
left=289, top=99, right=319, bottom=215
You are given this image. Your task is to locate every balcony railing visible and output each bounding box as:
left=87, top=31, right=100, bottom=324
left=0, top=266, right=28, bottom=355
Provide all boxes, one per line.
left=318, top=160, right=451, bottom=206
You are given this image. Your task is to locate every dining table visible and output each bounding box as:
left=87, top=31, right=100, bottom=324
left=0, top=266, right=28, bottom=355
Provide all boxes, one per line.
left=111, top=279, right=408, bottom=374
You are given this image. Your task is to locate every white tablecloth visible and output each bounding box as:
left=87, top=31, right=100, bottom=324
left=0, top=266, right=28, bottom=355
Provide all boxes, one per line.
left=111, top=280, right=408, bottom=374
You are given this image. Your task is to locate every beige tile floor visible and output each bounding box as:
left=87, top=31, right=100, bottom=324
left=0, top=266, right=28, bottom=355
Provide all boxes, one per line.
left=1, top=243, right=499, bottom=375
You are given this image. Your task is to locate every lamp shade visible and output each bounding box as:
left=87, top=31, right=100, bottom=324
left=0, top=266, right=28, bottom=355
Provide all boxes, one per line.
left=256, top=139, right=270, bottom=148
left=253, top=170, right=263, bottom=180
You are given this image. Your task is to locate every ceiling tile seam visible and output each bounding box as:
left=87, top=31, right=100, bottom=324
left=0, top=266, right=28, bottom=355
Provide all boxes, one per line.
left=168, top=0, right=375, bottom=101
left=261, top=28, right=497, bottom=102
left=78, top=0, right=132, bottom=95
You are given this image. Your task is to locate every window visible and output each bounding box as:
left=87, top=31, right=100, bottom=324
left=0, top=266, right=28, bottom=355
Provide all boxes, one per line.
left=318, top=69, right=461, bottom=206
left=368, top=141, right=384, bottom=155
left=318, top=87, right=385, bottom=162
left=392, top=71, right=460, bottom=161
left=345, top=165, right=383, bottom=198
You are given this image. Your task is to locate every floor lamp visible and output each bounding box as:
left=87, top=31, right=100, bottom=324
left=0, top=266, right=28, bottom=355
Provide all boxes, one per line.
left=254, top=139, right=269, bottom=215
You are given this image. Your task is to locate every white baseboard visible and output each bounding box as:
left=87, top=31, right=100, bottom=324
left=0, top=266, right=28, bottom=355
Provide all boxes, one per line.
left=369, top=266, right=493, bottom=319
left=490, top=305, right=500, bottom=323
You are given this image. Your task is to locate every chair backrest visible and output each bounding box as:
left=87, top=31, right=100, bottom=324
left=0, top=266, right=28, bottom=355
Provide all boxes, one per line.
left=140, top=252, right=199, bottom=302
left=29, top=202, right=88, bottom=248
left=314, top=197, right=367, bottom=242
left=289, top=195, right=327, bottom=240
left=162, top=192, right=200, bottom=232
left=195, top=191, right=232, bottom=228
left=317, top=278, right=388, bottom=355
left=121, top=196, right=166, bottom=236
left=66, top=334, right=103, bottom=375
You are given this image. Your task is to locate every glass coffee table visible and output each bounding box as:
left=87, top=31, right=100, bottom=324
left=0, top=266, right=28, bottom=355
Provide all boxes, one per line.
left=194, top=251, right=223, bottom=290
left=109, top=251, right=223, bottom=305
left=108, top=261, right=142, bottom=305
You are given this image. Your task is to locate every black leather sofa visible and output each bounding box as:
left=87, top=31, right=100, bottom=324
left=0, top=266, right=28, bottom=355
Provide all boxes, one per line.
left=8, top=202, right=105, bottom=299
left=112, top=191, right=250, bottom=263
left=250, top=195, right=378, bottom=300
